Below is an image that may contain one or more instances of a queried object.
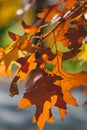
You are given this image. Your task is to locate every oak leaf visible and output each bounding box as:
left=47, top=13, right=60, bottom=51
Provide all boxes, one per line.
left=16, top=51, right=87, bottom=130
left=63, top=24, right=87, bottom=60
left=18, top=68, right=66, bottom=130
left=40, top=52, right=87, bottom=106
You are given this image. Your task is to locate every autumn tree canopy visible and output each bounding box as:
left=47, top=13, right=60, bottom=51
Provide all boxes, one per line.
left=0, top=0, right=87, bottom=130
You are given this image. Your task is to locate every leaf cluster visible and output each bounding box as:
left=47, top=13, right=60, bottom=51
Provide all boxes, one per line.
left=0, top=0, right=87, bottom=130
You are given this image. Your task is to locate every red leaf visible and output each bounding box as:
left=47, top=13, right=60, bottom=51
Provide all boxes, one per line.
left=22, top=20, right=41, bottom=35
left=8, top=32, right=20, bottom=41
left=22, top=20, right=30, bottom=29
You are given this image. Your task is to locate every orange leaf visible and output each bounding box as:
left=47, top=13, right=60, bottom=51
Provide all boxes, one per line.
left=22, top=20, right=41, bottom=35
left=18, top=98, right=31, bottom=108
left=58, top=108, right=67, bottom=121
left=0, top=61, right=11, bottom=77
left=0, top=48, right=5, bottom=60
left=0, top=61, right=6, bottom=77
left=37, top=2, right=64, bottom=23
left=65, top=0, right=77, bottom=10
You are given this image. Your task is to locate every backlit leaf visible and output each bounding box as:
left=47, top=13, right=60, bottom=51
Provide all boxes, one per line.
left=22, top=20, right=41, bottom=35
left=8, top=32, right=21, bottom=41
left=0, top=1, right=87, bottom=130
left=72, top=43, right=87, bottom=62
left=65, top=0, right=77, bottom=10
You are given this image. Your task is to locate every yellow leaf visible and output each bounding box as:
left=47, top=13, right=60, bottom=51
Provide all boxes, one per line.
left=73, top=43, right=87, bottom=62
left=3, top=48, right=19, bottom=68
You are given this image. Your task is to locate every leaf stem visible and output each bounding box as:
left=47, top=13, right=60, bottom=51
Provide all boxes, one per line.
left=53, top=31, right=61, bottom=76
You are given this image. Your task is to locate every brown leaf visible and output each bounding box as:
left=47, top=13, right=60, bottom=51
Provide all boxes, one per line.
left=18, top=68, right=66, bottom=130
left=16, top=54, right=37, bottom=81
left=35, top=47, right=55, bottom=64
left=63, top=23, right=86, bottom=60
left=9, top=76, right=19, bottom=97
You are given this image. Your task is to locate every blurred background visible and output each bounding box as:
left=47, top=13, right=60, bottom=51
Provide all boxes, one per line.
left=0, top=0, right=87, bottom=130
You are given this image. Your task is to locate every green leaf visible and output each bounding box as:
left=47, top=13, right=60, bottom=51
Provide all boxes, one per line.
left=11, top=63, right=19, bottom=72
left=45, top=63, right=54, bottom=71
left=51, top=42, right=70, bottom=53
left=62, top=59, right=83, bottom=73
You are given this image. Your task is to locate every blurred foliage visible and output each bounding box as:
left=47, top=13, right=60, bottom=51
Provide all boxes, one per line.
left=0, top=0, right=23, bottom=28
left=0, top=0, right=36, bottom=47
left=0, top=21, right=24, bottom=47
